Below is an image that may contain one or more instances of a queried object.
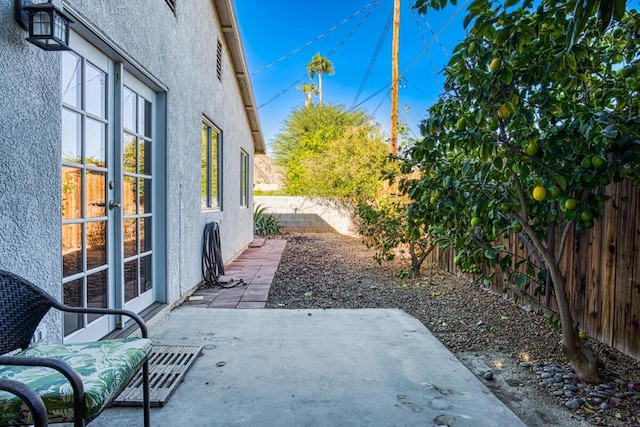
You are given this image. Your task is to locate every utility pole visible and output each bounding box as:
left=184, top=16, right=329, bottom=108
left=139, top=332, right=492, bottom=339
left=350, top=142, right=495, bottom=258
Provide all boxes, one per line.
left=390, top=0, right=400, bottom=155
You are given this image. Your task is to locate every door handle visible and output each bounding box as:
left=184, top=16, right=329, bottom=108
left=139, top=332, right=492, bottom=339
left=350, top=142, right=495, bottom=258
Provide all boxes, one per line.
left=108, top=200, right=121, bottom=210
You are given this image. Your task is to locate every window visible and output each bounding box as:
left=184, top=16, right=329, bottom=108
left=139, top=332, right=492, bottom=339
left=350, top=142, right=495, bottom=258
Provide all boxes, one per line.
left=240, top=150, right=249, bottom=208
left=216, top=39, right=223, bottom=82
left=201, top=119, right=222, bottom=209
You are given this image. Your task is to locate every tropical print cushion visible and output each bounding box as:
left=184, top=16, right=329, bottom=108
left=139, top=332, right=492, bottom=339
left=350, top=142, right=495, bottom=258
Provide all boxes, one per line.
left=0, top=337, right=151, bottom=425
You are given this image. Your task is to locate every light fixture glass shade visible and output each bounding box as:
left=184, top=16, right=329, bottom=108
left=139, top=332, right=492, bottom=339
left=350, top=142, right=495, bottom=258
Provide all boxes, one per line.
left=22, top=1, right=73, bottom=51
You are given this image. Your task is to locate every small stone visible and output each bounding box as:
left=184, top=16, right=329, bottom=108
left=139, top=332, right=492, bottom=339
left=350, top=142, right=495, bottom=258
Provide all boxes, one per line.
left=610, top=397, right=622, bottom=405
left=553, top=390, right=564, bottom=396
left=484, top=371, right=494, bottom=381
left=600, top=402, right=610, bottom=410
left=589, top=392, right=608, bottom=399
left=216, top=361, right=226, bottom=367
left=540, top=373, right=552, bottom=379
left=614, top=379, right=626, bottom=386
left=519, top=362, right=531, bottom=368
left=565, top=398, right=583, bottom=409
left=564, top=391, right=574, bottom=398
left=565, top=385, right=579, bottom=392
left=476, top=320, right=484, bottom=326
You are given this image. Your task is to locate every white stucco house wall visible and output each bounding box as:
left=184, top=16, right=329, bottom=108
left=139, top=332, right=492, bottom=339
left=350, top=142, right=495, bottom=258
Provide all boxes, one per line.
left=0, top=0, right=264, bottom=343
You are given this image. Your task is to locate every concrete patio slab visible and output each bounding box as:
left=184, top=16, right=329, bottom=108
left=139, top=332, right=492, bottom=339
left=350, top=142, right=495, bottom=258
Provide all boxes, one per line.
left=92, top=307, right=524, bottom=427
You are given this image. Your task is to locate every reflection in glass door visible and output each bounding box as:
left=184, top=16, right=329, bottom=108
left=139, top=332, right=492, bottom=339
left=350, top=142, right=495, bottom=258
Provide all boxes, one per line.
left=121, top=79, right=154, bottom=313
left=61, top=46, right=110, bottom=340
left=61, top=34, right=157, bottom=341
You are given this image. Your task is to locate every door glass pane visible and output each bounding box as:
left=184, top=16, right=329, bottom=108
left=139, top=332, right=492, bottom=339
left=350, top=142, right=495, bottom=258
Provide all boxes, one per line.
left=138, top=97, right=152, bottom=137
left=124, top=260, right=139, bottom=302
left=86, top=220, right=107, bottom=269
left=123, top=175, right=137, bottom=214
left=63, top=278, right=84, bottom=335
left=85, top=62, right=106, bottom=118
left=62, top=109, right=81, bottom=163
left=140, top=178, right=152, bottom=213
left=140, top=139, right=151, bottom=175
left=141, top=217, right=152, bottom=253
left=141, top=255, right=152, bottom=292
left=62, top=223, right=82, bottom=276
left=62, top=166, right=82, bottom=220
left=124, top=218, right=137, bottom=258
left=61, top=52, right=81, bottom=108
left=85, top=118, right=106, bottom=167
left=86, top=171, right=106, bottom=218
left=87, top=269, right=107, bottom=323
left=123, top=133, right=137, bottom=173
left=122, top=87, right=135, bottom=131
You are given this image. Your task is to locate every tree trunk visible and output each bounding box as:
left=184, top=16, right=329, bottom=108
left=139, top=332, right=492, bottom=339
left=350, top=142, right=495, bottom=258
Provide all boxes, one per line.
left=515, top=182, right=602, bottom=383
left=525, top=227, right=602, bottom=383
left=305, top=92, right=312, bottom=106
left=545, top=259, right=602, bottom=383
left=318, top=72, right=323, bottom=104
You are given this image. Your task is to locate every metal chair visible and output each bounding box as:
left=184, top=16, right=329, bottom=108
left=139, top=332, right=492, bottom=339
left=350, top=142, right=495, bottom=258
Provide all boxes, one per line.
left=0, top=270, right=151, bottom=427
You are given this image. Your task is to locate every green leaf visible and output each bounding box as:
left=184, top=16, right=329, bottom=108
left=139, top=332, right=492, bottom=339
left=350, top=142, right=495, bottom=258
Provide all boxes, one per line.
left=504, top=0, right=519, bottom=8
left=554, top=175, right=567, bottom=190
left=601, top=124, right=618, bottom=138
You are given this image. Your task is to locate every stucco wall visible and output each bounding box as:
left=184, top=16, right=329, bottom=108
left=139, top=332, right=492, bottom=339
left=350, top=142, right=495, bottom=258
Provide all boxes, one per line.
left=0, top=1, right=64, bottom=341
left=0, top=0, right=256, bottom=341
left=254, top=196, right=357, bottom=235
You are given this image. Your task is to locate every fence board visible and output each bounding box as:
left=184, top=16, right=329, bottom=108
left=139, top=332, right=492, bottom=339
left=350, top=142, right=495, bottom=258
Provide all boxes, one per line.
left=429, top=180, right=640, bottom=360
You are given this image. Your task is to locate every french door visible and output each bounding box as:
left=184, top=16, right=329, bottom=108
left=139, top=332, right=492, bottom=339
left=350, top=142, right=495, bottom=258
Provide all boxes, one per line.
left=61, top=32, right=156, bottom=342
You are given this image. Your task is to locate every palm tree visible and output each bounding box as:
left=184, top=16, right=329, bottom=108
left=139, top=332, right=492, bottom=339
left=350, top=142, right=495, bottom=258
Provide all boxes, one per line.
left=306, top=53, right=334, bottom=104
left=297, top=83, right=319, bottom=106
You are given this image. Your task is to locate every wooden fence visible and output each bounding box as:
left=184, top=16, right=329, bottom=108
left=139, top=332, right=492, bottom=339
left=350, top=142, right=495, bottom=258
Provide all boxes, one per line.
left=425, top=179, right=640, bottom=360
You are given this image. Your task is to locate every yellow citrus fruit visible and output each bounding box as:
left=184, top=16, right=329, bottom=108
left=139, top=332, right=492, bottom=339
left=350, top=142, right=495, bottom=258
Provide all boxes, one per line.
left=489, top=57, right=502, bottom=73
left=471, top=217, right=481, bottom=227
left=532, top=186, right=546, bottom=201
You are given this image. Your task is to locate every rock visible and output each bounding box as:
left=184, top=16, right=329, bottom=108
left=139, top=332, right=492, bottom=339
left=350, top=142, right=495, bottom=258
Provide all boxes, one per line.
left=484, top=371, right=494, bottom=381
left=565, top=399, right=583, bottom=409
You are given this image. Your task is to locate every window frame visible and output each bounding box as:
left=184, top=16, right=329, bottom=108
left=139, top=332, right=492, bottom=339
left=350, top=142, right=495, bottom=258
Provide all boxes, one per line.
left=201, top=118, right=222, bottom=210
left=240, top=149, right=249, bottom=208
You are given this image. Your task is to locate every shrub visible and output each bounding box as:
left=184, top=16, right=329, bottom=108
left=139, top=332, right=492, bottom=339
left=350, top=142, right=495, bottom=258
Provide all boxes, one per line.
left=253, top=204, right=282, bottom=235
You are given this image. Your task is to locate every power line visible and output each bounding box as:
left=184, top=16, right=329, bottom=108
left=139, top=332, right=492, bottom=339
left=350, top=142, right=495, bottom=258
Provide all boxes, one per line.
left=251, top=1, right=381, bottom=76
left=351, top=9, right=393, bottom=108
left=258, top=1, right=381, bottom=110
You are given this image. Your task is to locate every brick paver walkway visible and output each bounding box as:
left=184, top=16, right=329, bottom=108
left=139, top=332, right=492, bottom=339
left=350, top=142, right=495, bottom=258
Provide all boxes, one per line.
left=184, top=239, right=286, bottom=309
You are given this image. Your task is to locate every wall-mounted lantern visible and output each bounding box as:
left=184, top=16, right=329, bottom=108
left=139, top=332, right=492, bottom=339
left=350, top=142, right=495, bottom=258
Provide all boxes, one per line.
left=14, top=0, right=74, bottom=51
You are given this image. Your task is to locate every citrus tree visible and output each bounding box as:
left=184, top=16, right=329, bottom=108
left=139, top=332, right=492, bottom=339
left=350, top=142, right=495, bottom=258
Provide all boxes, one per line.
left=403, top=0, right=639, bottom=382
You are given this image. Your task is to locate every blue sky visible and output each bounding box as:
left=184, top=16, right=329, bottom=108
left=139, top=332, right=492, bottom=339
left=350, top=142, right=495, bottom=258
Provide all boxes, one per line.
left=234, top=0, right=469, bottom=155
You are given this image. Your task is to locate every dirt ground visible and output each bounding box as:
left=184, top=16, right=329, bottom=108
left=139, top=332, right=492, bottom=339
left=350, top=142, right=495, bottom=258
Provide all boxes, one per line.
left=266, top=233, right=640, bottom=426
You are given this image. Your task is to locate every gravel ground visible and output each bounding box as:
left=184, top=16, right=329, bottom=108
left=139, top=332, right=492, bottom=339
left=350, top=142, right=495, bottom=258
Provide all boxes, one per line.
left=266, top=233, right=640, bottom=426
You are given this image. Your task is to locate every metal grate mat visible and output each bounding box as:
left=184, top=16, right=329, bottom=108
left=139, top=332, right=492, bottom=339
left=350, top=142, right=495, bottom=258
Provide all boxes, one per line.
left=113, top=345, right=203, bottom=407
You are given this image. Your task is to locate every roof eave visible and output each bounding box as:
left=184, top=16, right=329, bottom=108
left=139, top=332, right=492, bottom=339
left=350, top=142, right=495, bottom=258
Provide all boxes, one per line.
left=213, top=0, right=265, bottom=154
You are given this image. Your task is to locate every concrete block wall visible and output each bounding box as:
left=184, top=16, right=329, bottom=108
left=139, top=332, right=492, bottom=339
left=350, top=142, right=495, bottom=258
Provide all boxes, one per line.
left=254, top=196, right=357, bottom=235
